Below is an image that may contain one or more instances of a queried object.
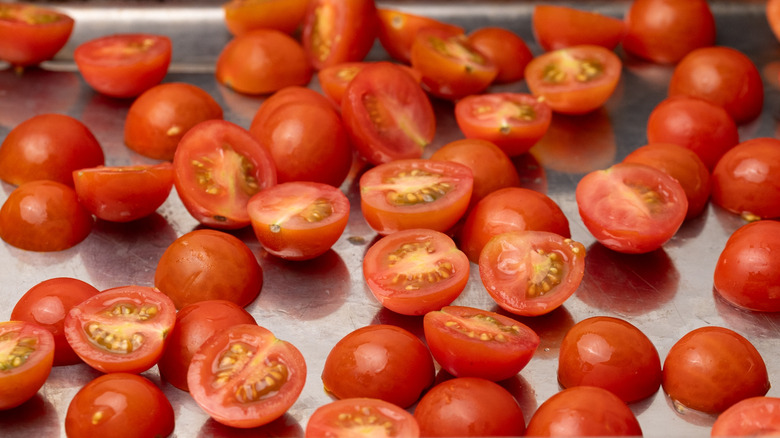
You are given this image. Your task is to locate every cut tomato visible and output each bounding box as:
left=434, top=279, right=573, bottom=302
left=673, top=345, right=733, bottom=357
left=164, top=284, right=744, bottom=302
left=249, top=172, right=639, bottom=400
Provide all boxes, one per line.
left=305, top=398, right=420, bottom=438
left=301, top=0, right=378, bottom=70
left=318, top=61, right=422, bottom=107
left=467, top=27, right=533, bottom=84
left=376, top=8, right=463, bottom=64
left=0, top=321, right=54, bottom=410
left=0, top=3, right=74, bottom=68
left=533, top=5, right=626, bottom=51
left=222, top=0, right=309, bottom=36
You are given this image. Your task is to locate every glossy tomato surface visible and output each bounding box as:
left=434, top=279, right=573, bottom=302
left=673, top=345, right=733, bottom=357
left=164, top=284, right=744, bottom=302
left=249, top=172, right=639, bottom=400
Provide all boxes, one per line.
left=318, top=61, right=423, bottom=107
left=301, top=0, right=378, bottom=70
left=711, top=396, right=780, bottom=436
left=0, top=3, right=74, bottom=67
left=305, top=398, right=420, bottom=438
left=532, top=5, right=626, bottom=51
left=467, top=27, right=533, bottom=84
left=376, top=8, right=463, bottom=64
left=222, top=0, right=309, bottom=36
left=0, top=321, right=54, bottom=410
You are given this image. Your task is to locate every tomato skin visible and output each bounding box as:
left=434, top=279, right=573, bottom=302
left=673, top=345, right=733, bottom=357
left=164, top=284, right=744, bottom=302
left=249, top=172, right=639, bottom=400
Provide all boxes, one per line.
left=711, top=396, right=780, bottom=436
left=64, top=373, right=174, bottom=438
left=318, top=61, right=423, bottom=107
left=305, top=398, right=420, bottom=438
left=467, top=27, right=533, bottom=84
left=532, top=5, right=626, bottom=51
left=769, top=0, right=780, bottom=43
left=223, top=0, right=309, bottom=36
left=302, top=0, right=378, bottom=70
left=0, top=321, right=54, bottom=410
left=376, top=8, right=463, bottom=64
left=0, top=4, right=74, bottom=67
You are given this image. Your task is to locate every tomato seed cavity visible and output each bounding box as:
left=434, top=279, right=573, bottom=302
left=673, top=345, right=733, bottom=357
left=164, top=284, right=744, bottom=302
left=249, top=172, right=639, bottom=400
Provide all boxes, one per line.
left=527, top=249, right=564, bottom=298
left=85, top=323, right=145, bottom=354
left=336, top=407, right=396, bottom=434
left=0, top=334, right=37, bottom=370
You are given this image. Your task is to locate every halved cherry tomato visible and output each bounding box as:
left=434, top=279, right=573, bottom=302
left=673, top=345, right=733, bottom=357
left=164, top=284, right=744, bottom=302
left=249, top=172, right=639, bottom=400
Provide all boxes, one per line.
left=532, top=5, right=626, bottom=51
left=188, top=324, right=306, bottom=428
left=359, top=159, right=473, bottom=235
left=467, top=27, right=533, bottom=84
left=301, top=0, right=378, bottom=70
left=0, top=3, right=74, bottom=67
left=769, top=0, right=780, bottom=44
left=479, top=231, right=586, bottom=317
left=423, top=306, right=539, bottom=381
left=711, top=396, right=780, bottom=436
left=317, top=61, right=422, bottom=107
left=376, top=8, right=463, bottom=64
left=222, top=0, right=309, bottom=36
left=305, top=398, right=420, bottom=438
left=247, top=182, right=350, bottom=261
left=0, top=321, right=54, bottom=410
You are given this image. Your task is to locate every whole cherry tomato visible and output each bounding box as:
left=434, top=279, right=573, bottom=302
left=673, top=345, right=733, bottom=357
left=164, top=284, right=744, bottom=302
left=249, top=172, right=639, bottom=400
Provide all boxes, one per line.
left=467, top=27, right=533, bottom=84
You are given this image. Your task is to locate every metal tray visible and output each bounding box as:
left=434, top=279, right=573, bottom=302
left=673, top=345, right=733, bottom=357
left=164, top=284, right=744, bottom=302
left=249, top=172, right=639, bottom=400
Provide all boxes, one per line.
left=1, top=1, right=778, bottom=436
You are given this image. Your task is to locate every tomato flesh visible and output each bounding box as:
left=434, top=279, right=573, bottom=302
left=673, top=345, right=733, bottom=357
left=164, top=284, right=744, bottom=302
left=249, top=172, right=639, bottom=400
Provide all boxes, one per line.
left=0, top=321, right=54, bottom=410
left=305, top=398, right=420, bottom=438
left=0, top=4, right=74, bottom=67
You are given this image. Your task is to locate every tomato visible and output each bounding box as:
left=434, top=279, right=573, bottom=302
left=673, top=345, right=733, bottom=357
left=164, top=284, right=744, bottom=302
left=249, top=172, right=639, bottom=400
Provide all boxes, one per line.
left=247, top=182, right=350, bottom=261
left=222, top=0, right=309, bottom=36
left=525, top=45, right=622, bottom=115
left=64, top=373, right=174, bottom=438
left=645, top=95, right=739, bottom=171
left=317, top=61, right=422, bottom=107
left=711, top=138, right=780, bottom=220
left=359, top=159, right=473, bottom=235
left=188, top=324, right=306, bottom=428
left=250, top=86, right=336, bottom=130
left=124, top=82, right=224, bottom=161
left=713, top=220, right=780, bottom=312
left=216, top=29, right=312, bottom=95
left=0, top=321, right=54, bottom=410
left=410, top=28, right=498, bottom=100
left=0, top=113, right=104, bottom=187
left=10, top=278, right=100, bottom=366
left=301, top=0, right=378, bottom=70
left=558, top=316, right=662, bottom=403
left=623, top=0, right=715, bottom=64
left=376, top=8, right=463, bottom=64
left=623, top=142, right=712, bottom=220
left=74, top=33, right=172, bottom=98
left=413, top=377, right=526, bottom=437
left=575, top=162, right=688, bottom=254
left=458, top=187, right=571, bottom=263
left=305, top=398, right=420, bottom=438
left=341, top=62, right=435, bottom=165
left=0, top=180, right=93, bottom=252
left=532, top=5, right=626, bottom=51
left=158, top=300, right=256, bottom=392
left=479, top=231, right=586, bottom=317
left=662, top=326, right=770, bottom=413
left=668, top=46, right=764, bottom=124
left=525, top=386, right=643, bottom=436
left=711, top=396, right=780, bottom=436
left=173, top=119, right=277, bottom=229
left=321, top=324, right=435, bottom=408
left=769, top=0, right=780, bottom=44
left=154, top=229, right=263, bottom=309
left=467, top=27, right=533, bottom=84
left=63, top=285, right=176, bottom=374
left=454, top=93, right=552, bottom=157
left=0, top=4, right=74, bottom=68
left=423, top=306, right=539, bottom=381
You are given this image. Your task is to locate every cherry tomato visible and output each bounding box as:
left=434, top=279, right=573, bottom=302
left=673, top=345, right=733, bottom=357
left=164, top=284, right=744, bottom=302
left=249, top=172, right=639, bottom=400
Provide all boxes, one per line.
left=413, top=377, right=526, bottom=437
left=63, top=285, right=176, bottom=374
left=576, top=162, right=688, bottom=254
left=305, top=398, right=420, bottom=438
left=376, top=8, right=463, bottom=64
left=359, top=159, right=473, bottom=235
left=711, top=396, right=780, bottom=436
left=0, top=321, right=54, bottom=410
left=247, top=182, right=350, bottom=261
left=301, top=0, right=378, bottom=70
left=124, top=82, right=224, bottom=161
left=532, top=5, right=626, bottom=51
left=321, top=324, right=435, bottom=408
left=187, top=324, right=306, bottom=428
left=173, top=119, right=277, bottom=229
left=769, top=0, right=780, bottom=44
left=10, top=278, right=100, bottom=366
left=0, top=3, right=74, bottom=68
left=525, top=44, right=622, bottom=115
left=317, top=61, right=422, bottom=107
left=74, top=33, right=172, bottom=98
left=0, top=180, right=93, bottom=252
left=154, top=229, right=263, bottom=309
left=423, top=306, right=539, bottom=381
left=249, top=86, right=336, bottom=131
left=64, top=373, right=174, bottom=438
left=467, top=27, right=533, bottom=84
left=0, top=113, right=104, bottom=187
left=222, top=0, right=309, bottom=36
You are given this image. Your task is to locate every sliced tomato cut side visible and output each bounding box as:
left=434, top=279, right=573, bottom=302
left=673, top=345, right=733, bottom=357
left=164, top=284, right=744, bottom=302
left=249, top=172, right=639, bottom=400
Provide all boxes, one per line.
left=0, top=321, right=55, bottom=410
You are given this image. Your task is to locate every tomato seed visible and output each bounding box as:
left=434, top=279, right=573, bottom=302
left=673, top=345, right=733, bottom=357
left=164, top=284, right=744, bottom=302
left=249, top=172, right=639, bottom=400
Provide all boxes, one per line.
left=0, top=335, right=36, bottom=370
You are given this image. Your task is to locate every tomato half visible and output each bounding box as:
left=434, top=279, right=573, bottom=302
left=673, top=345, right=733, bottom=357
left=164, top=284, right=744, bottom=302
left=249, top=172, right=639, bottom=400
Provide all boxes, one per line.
left=532, top=5, right=626, bottom=51
left=0, top=3, right=74, bottom=67
left=711, top=396, right=780, bottom=436
left=317, top=61, right=422, bottom=107
left=467, top=27, right=533, bottom=84
left=770, top=0, right=780, bottom=44
left=0, top=321, right=54, bottom=410
left=187, top=324, right=306, bottom=428
left=301, top=0, right=378, bottom=70
left=222, top=0, right=309, bottom=36
left=376, top=8, right=463, bottom=64
left=305, top=398, right=420, bottom=438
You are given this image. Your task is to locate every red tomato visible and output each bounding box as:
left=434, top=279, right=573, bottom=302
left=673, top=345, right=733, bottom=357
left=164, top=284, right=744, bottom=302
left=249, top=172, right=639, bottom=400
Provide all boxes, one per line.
left=321, top=324, right=435, bottom=408
left=301, top=0, right=378, bottom=70
left=124, top=82, right=224, bottom=161
left=558, top=316, right=662, bottom=403
left=413, top=377, right=526, bottom=437
left=711, top=138, right=780, bottom=220
left=575, top=162, right=688, bottom=254
left=154, top=229, right=263, bottom=309
left=363, top=229, right=469, bottom=315
left=250, top=86, right=336, bottom=131
left=532, top=5, right=626, bottom=51
left=305, top=398, right=420, bottom=438
left=662, top=326, right=770, bottom=413
left=318, top=61, right=423, bottom=107
left=341, top=62, right=435, bottom=165
left=222, top=0, right=309, bottom=36
left=0, top=180, right=93, bottom=252
left=769, top=0, right=780, bottom=43
left=247, top=182, right=350, bottom=261
left=0, top=321, right=54, bottom=410
left=623, top=0, right=715, bottom=64
left=359, top=159, right=473, bottom=235
left=216, top=29, right=312, bottom=95
left=74, top=33, right=172, bottom=98
left=376, top=8, right=463, bottom=64
left=10, top=278, right=100, bottom=366
left=187, top=324, right=306, bottom=428
left=711, top=396, right=780, bottom=436
left=713, top=220, right=780, bottom=312
left=63, top=285, right=176, bottom=374
left=525, top=386, right=643, bottom=436
left=525, top=44, right=621, bottom=115
left=64, top=373, right=174, bottom=438
left=0, top=4, right=74, bottom=67
left=467, top=27, right=533, bottom=84
left=0, top=113, right=104, bottom=187
left=423, top=306, right=539, bottom=381
left=668, top=46, right=764, bottom=124
left=173, top=119, right=277, bottom=229
left=479, top=231, right=586, bottom=317
left=454, top=93, right=552, bottom=157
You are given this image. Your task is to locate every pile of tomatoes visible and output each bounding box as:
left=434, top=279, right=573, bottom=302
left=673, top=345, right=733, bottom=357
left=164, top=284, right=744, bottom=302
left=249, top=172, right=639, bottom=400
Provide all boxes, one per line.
left=0, top=0, right=779, bottom=436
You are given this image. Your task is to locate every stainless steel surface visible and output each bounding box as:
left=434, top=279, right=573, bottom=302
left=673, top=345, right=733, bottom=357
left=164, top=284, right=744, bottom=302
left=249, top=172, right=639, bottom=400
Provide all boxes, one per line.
left=1, top=1, right=779, bottom=436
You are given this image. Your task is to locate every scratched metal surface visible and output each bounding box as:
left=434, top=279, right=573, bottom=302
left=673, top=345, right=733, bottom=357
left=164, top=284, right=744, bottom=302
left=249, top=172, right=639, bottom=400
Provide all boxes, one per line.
left=0, top=1, right=779, bottom=436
